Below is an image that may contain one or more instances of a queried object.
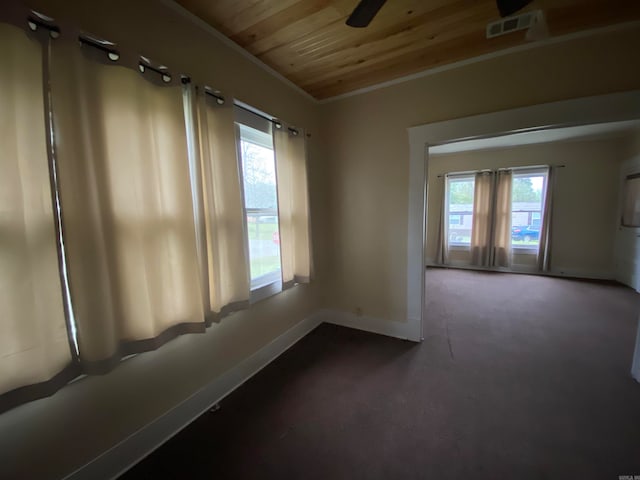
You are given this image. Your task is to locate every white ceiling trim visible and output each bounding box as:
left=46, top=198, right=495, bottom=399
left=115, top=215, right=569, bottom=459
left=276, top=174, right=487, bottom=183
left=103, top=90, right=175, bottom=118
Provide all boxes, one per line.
left=319, top=20, right=640, bottom=104
left=160, top=0, right=319, bottom=104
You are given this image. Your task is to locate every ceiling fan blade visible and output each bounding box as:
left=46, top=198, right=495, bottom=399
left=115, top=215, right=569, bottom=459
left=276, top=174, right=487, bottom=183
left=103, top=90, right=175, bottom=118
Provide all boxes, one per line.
left=346, top=0, right=387, bottom=28
left=496, top=0, right=533, bottom=17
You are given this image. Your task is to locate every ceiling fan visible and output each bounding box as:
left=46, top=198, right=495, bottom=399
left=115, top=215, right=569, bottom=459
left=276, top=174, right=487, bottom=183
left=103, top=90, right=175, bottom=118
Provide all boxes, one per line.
left=345, top=0, right=535, bottom=28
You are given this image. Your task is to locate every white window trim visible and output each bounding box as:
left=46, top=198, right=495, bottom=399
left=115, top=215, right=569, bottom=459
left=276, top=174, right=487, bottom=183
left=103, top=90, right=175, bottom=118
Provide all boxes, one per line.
left=234, top=108, right=283, bottom=304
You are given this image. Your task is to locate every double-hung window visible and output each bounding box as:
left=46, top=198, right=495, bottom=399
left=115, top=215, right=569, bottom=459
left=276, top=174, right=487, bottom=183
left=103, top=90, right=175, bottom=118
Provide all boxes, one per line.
left=445, top=174, right=475, bottom=247
left=235, top=108, right=282, bottom=300
left=511, top=169, right=548, bottom=252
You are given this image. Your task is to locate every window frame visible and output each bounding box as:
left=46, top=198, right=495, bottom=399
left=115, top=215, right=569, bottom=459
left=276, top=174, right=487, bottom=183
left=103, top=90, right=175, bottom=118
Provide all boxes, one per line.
left=510, top=168, right=548, bottom=254
left=444, top=173, right=475, bottom=250
left=234, top=109, right=283, bottom=303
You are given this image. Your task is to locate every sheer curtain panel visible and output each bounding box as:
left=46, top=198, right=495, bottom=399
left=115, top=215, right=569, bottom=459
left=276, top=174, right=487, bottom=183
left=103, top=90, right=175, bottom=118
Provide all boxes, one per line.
left=50, top=40, right=204, bottom=371
left=274, top=128, right=312, bottom=288
left=193, top=89, right=250, bottom=321
left=0, top=23, right=76, bottom=411
left=492, top=170, right=513, bottom=267
left=470, top=172, right=493, bottom=266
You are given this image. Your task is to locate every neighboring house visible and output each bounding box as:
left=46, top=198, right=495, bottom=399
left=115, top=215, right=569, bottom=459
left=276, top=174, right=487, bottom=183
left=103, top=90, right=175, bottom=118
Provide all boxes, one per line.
left=448, top=202, right=543, bottom=241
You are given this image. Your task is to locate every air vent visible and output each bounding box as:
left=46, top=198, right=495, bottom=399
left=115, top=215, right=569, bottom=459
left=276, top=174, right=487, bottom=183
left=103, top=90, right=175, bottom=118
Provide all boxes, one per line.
left=486, top=10, right=539, bottom=38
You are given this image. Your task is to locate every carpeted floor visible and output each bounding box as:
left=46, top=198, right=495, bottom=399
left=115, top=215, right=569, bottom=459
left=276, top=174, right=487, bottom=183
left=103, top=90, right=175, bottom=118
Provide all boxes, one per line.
left=120, top=269, right=640, bottom=479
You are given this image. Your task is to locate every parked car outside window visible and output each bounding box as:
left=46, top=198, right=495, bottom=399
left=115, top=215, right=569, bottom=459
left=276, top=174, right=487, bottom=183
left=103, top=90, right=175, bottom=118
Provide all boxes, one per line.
left=511, top=225, right=540, bottom=242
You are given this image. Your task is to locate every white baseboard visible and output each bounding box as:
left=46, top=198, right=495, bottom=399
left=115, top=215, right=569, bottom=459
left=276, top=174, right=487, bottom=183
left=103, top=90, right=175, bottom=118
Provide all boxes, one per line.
left=66, top=313, right=323, bottom=480
left=55, top=298, right=637, bottom=479
left=316, top=308, right=419, bottom=342
left=548, top=268, right=615, bottom=281
left=65, top=309, right=420, bottom=480
left=426, top=263, right=616, bottom=282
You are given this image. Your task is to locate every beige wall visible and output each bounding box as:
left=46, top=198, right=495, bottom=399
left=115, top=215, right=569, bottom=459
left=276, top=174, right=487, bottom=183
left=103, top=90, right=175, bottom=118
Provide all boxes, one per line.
left=426, top=138, right=628, bottom=277
left=321, top=25, right=640, bottom=322
left=0, top=1, right=329, bottom=479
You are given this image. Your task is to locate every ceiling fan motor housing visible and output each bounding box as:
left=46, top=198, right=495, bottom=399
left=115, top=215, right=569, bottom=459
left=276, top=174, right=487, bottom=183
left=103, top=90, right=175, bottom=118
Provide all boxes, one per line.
left=346, top=0, right=388, bottom=28
left=497, top=0, right=534, bottom=17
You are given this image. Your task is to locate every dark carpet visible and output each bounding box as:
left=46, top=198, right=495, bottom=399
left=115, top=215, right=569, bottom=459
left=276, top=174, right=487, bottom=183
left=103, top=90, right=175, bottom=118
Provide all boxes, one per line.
left=120, top=269, right=640, bottom=479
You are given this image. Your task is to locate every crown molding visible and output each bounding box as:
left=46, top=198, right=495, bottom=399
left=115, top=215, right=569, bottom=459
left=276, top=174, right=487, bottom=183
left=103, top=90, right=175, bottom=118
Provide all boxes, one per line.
left=319, top=20, right=640, bottom=104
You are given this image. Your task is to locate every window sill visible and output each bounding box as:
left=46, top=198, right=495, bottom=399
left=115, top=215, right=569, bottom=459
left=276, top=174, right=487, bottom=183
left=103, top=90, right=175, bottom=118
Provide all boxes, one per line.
left=512, top=245, right=539, bottom=254
left=448, top=244, right=471, bottom=251
left=250, top=277, right=282, bottom=304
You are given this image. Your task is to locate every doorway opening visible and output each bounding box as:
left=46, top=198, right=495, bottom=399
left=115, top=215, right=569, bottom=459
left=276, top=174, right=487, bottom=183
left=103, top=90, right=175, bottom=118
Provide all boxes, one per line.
left=406, top=91, right=640, bottom=342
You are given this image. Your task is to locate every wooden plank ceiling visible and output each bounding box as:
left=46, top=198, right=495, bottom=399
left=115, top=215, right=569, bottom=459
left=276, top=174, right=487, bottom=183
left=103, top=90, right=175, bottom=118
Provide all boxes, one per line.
left=176, top=0, right=640, bottom=99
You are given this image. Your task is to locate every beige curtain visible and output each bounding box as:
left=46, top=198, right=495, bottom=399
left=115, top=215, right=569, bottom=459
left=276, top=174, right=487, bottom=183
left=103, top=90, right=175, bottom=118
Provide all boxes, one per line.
left=274, top=128, right=312, bottom=289
left=537, top=167, right=553, bottom=271
left=193, top=89, right=250, bottom=321
left=436, top=177, right=448, bottom=265
left=50, top=40, right=204, bottom=370
left=0, top=24, right=76, bottom=411
left=492, top=170, right=513, bottom=268
left=470, top=172, right=493, bottom=266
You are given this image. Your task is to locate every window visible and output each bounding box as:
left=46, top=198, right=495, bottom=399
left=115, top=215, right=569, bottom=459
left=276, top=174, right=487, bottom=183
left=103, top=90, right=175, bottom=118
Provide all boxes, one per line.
left=511, top=171, right=547, bottom=249
left=445, top=175, right=475, bottom=246
left=236, top=110, right=282, bottom=295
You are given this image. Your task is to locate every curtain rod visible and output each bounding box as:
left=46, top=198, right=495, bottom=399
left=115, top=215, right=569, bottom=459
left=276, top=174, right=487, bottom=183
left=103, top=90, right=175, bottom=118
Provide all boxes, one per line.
left=234, top=103, right=300, bottom=136
left=183, top=82, right=226, bottom=105
left=21, top=9, right=303, bottom=136
left=79, top=36, right=174, bottom=82
left=79, top=35, right=117, bottom=56
left=437, top=165, right=565, bottom=178
left=205, top=89, right=226, bottom=105
left=27, top=16, right=59, bottom=36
